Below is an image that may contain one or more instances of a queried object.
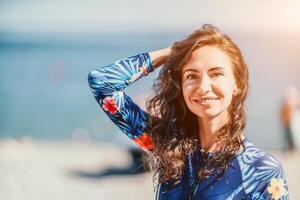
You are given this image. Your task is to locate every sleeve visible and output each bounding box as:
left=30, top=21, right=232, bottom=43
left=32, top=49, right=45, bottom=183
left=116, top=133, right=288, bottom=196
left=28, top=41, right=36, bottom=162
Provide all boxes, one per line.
left=88, top=52, right=155, bottom=151
left=248, top=154, right=289, bottom=200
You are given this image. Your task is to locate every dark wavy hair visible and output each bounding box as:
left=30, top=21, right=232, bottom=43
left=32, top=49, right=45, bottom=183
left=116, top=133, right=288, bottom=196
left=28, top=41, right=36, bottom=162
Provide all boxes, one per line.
left=145, top=24, right=249, bottom=186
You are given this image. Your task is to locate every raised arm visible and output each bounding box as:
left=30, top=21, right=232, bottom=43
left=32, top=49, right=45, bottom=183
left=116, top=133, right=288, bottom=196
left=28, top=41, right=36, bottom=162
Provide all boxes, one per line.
left=88, top=47, right=171, bottom=151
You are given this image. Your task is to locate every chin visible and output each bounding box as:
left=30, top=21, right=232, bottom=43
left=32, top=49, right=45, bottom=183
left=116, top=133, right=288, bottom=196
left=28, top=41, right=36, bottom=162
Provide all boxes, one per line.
left=194, top=109, right=225, bottom=119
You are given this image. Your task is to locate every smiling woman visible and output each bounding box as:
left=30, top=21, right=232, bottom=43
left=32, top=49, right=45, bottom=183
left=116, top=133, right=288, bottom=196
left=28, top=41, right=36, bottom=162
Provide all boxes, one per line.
left=181, top=46, right=238, bottom=123
left=88, top=24, right=289, bottom=199
left=181, top=46, right=239, bottom=154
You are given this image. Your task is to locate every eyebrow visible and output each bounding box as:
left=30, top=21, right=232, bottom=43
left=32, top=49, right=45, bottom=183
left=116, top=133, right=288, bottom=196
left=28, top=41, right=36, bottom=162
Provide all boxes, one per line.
left=182, top=68, right=198, bottom=74
left=182, top=66, right=225, bottom=74
left=208, top=66, right=225, bottom=72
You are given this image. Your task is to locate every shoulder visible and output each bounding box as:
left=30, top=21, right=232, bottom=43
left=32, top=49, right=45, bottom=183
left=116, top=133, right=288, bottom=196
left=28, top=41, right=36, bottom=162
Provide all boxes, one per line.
left=256, top=152, right=284, bottom=174
left=240, top=139, right=283, bottom=170
left=236, top=138, right=289, bottom=199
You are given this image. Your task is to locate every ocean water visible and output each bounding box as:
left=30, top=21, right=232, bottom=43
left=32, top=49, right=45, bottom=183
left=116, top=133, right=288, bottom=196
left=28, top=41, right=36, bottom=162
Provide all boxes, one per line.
left=0, top=32, right=299, bottom=149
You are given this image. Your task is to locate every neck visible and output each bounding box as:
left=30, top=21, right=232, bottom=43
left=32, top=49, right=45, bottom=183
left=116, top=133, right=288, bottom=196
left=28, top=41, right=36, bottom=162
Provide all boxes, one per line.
left=197, top=111, right=228, bottom=152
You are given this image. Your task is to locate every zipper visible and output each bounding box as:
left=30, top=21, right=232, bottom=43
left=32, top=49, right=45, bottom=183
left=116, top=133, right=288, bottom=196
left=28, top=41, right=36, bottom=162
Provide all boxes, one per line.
left=188, top=178, right=199, bottom=200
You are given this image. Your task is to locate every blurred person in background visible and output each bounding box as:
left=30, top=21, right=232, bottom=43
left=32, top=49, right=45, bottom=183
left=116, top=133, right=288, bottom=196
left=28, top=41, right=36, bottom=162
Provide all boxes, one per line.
left=280, top=85, right=300, bottom=151
left=88, top=24, right=289, bottom=199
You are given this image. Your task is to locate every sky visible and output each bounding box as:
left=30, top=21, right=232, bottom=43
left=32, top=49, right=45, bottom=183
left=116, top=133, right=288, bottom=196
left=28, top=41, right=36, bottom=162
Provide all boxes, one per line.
left=0, top=0, right=300, bottom=34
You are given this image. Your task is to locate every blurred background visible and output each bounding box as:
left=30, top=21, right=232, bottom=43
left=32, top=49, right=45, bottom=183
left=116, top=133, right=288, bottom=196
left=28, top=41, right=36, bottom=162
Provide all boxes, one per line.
left=0, top=0, right=299, bottom=199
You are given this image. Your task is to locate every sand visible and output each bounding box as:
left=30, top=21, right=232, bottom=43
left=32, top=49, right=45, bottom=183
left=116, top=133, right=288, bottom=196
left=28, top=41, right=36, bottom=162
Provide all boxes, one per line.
left=0, top=138, right=298, bottom=200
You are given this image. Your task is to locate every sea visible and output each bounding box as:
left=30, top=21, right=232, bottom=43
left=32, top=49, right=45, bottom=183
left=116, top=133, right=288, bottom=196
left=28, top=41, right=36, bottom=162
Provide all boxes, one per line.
left=0, top=31, right=299, bottom=150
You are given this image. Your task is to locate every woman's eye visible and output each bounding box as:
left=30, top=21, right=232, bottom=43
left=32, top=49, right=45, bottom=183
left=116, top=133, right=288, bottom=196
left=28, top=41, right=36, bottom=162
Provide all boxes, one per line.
left=186, top=74, right=196, bottom=79
left=211, top=73, right=223, bottom=78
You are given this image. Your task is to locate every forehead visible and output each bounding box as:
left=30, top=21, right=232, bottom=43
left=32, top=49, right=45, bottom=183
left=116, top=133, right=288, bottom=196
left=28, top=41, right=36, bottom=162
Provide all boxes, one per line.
left=182, top=46, right=233, bottom=73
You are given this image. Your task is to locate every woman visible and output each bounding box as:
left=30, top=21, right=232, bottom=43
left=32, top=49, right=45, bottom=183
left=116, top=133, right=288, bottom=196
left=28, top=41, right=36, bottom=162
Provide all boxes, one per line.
left=88, top=24, right=288, bottom=199
left=280, top=85, right=300, bottom=151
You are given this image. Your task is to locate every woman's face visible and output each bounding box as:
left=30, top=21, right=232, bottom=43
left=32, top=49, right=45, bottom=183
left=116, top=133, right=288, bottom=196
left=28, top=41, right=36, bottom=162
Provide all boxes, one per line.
left=181, top=45, right=238, bottom=120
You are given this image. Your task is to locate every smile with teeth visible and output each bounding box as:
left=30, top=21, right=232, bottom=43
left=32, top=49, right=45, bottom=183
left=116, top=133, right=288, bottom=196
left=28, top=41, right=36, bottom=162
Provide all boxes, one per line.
left=194, top=97, right=220, bottom=103
left=201, top=97, right=219, bottom=102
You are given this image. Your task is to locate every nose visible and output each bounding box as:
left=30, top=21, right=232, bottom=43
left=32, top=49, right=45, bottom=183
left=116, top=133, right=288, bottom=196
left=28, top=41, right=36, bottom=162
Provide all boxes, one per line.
left=197, top=74, right=212, bottom=94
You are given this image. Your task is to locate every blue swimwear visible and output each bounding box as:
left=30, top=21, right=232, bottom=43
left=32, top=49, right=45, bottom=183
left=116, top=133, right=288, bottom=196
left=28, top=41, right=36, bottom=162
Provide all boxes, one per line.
left=88, top=52, right=289, bottom=199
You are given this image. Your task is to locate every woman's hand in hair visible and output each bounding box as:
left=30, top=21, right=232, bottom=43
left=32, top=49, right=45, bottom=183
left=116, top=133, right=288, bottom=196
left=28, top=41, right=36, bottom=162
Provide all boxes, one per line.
left=149, top=47, right=172, bottom=69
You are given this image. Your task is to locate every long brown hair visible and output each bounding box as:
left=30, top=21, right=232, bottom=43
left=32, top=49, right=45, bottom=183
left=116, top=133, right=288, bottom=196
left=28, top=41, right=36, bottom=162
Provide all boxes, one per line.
left=145, top=24, right=249, bottom=186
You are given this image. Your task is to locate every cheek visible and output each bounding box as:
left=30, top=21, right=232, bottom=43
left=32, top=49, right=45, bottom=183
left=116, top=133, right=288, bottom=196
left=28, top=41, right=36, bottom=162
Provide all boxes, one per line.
left=215, top=79, right=236, bottom=96
left=219, top=85, right=235, bottom=106
left=182, top=84, right=194, bottom=102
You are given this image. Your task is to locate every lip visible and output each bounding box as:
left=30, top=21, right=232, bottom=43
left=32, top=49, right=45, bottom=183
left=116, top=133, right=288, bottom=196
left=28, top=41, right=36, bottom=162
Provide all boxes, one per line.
left=193, top=97, right=220, bottom=105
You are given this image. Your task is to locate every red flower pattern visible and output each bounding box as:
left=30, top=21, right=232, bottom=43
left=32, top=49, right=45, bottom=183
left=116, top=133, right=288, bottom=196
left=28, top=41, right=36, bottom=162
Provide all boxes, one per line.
left=102, top=96, right=118, bottom=114
left=133, top=133, right=153, bottom=150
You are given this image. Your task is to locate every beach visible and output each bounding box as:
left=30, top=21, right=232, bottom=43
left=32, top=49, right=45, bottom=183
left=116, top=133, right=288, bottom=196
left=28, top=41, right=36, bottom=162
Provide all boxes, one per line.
left=0, top=138, right=298, bottom=200
left=0, top=139, right=155, bottom=200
